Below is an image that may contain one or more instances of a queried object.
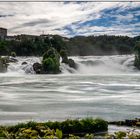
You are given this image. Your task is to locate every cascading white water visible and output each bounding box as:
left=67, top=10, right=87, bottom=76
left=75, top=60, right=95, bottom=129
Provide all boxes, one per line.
left=6, top=55, right=138, bottom=75
left=7, top=57, right=41, bottom=74
left=73, top=55, right=137, bottom=74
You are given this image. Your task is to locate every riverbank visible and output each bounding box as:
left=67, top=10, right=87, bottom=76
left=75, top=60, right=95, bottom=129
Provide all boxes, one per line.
left=0, top=118, right=140, bottom=139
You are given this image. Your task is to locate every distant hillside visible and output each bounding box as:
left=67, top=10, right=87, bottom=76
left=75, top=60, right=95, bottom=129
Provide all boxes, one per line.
left=0, top=34, right=139, bottom=56
left=66, top=35, right=136, bottom=56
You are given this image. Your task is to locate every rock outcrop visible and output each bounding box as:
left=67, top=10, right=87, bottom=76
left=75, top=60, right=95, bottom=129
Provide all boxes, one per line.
left=60, top=49, right=77, bottom=69
left=0, top=57, right=8, bottom=73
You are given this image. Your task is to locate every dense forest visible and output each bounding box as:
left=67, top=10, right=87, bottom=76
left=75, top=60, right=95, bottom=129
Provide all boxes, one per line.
left=67, top=35, right=136, bottom=56
left=0, top=34, right=139, bottom=56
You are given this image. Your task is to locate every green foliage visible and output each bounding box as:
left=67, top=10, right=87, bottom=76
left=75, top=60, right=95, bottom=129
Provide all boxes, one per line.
left=67, top=35, right=134, bottom=56
left=1, top=121, right=62, bottom=139
left=0, top=127, right=14, bottom=139
left=0, top=40, right=9, bottom=55
left=42, top=57, right=59, bottom=73
left=68, top=134, right=80, bottom=139
left=84, top=133, right=94, bottom=139
left=10, top=51, right=16, bottom=57
left=114, top=131, right=126, bottom=139
left=8, top=121, right=37, bottom=133
left=109, top=118, right=140, bottom=127
left=0, top=35, right=137, bottom=56
left=105, top=130, right=140, bottom=139
left=134, top=41, right=140, bottom=69
left=42, top=47, right=60, bottom=74
left=49, top=35, right=66, bottom=52
left=127, top=131, right=140, bottom=139
left=44, top=118, right=108, bottom=134
left=14, top=128, right=39, bottom=139
left=43, top=47, right=60, bottom=60
left=60, top=49, right=68, bottom=59
left=0, top=119, right=139, bottom=139
left=56, top=129, right=63, bottom=139
left=0, top=128, right=7, bottom=139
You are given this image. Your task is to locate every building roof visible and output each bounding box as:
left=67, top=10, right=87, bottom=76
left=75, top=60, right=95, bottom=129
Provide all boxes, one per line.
left=0, top=27, right=7, bottom=30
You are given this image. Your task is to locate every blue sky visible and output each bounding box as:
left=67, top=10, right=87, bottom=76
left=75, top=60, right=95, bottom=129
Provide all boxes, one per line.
left=0, top=2, right=140, bottom=37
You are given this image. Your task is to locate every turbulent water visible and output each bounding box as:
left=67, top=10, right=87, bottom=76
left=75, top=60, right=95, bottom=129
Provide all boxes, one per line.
left=0, top=55, right=140, bottom=125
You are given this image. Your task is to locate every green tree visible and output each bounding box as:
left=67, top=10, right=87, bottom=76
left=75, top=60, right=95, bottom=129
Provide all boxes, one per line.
left=134, top=41, right=140, bottom=69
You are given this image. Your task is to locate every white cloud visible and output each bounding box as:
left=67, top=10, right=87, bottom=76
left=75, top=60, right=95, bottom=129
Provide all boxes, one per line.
left=0, top=2, right=140, bottom=37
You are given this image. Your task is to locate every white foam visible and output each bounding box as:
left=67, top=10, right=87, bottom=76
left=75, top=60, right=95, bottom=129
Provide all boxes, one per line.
left=3, top=55, right=137, bottom=75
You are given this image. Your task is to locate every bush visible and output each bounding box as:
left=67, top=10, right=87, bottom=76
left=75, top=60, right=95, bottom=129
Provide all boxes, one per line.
left=42, top=57, right=60, bottom=74
left=44, top=118, right=108, bottom=134
left=0, top=119, right=140, bottom=139
left=42, top=48, right=60, bottom=74
left=43, top=47, right=60, bottom=61
left=105, top=130, right=140, bottom=139
left=60, top=49, right=68, bottom=59
left=11, top=51, right=16, bottom=57
left=134, top=41, right=140, bottom=69
left=68, top=134, right=80, bottom=139
left=114, top=131, right=126, bottom=139
left=84, top=133, right=94, bottom=139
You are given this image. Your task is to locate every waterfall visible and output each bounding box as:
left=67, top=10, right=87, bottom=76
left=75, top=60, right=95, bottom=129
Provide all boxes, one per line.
left=6, top=55, right=138, bottom=75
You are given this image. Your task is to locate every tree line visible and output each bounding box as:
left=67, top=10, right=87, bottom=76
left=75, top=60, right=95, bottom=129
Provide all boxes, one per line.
left=0, top=34, right=139, bottom=56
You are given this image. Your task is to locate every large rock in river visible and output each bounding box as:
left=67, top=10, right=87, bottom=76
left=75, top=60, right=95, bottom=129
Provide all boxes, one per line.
left=33, top=62, right=42, bottom=74
left=62, top=57, right=77, bottom=69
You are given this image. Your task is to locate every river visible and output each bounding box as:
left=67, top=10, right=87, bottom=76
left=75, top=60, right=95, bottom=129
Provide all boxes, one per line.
left=0, top=55, right=140, bottom=125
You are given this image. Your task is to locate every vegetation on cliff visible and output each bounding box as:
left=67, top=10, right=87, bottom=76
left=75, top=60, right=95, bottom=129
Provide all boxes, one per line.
left=33, top=47, right=77, bottom=74
left=42, top=47, right=60, bottom=74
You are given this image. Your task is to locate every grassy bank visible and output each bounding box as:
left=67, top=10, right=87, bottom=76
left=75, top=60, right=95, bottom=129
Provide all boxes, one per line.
left=0, top=118, right=107, bottom=139
left=0, top=118, right=140, bottom=139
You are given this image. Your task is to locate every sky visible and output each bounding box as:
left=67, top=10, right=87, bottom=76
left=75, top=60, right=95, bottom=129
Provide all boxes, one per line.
left=0, top=2, right=140, bottom=37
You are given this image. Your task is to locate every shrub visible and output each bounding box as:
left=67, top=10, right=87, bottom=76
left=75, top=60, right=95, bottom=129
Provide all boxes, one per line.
left=60, top=49, right=68, bottom=59
left=43, top=47, right=60, bottom=61
left=44, top=118, right=108, bottom=134
left=56, top=129, right=63, bottom=139
left=68, top=134, right=80, bottom=139
left=0, top=118, right=109, bottom=139
left=42, top=57, right=60, bottom=74
left=11, top=51, right=16, bottom=57
left=42, top=48, right=60, bottom=74
left=114, top=131, right=126, bottom=139
left=84, top=133, right=94, bottom=139
left=134, top=41, right=140, bottom=69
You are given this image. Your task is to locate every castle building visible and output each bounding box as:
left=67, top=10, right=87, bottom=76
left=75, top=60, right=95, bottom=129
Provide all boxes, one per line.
left=0, top=28, right=7, bottom=39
